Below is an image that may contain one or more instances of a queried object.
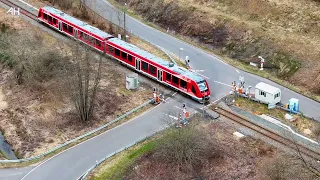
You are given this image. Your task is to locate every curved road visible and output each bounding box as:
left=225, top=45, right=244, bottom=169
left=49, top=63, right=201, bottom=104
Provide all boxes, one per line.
left=1, top=0, right=320, bottom=179
left=88, top=0, right=320, bottom=120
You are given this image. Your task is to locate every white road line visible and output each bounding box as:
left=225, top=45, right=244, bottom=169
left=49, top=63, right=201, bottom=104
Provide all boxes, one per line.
left=18, top=0, right=38, bottom=10
left=214, top=80, right=232, bottom=87
left=236, top=70, right=240, bottom=73
left=190, top=70, right=210, bottom=79
left=175, top=106, right=183, bottom=110
left=193, top=70, right=204, bottom=72
left=21, top=101, right=164, bottom=180
left=168, top=115, right=178, bottom=120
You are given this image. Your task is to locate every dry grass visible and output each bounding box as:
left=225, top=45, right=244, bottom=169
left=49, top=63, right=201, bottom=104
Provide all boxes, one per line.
left=0, top=9, right=153, bottom=158
left=113, top=0, right=320, bottom=99
left=109, top=119, right=318, bottom=180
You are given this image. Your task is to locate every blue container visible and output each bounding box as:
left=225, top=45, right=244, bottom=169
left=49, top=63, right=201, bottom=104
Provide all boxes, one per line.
left=289, top=98, right=299, bottom=113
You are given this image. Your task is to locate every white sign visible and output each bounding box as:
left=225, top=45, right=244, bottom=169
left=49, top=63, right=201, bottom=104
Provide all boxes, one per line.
left=7, top=7, right=20, bottom=16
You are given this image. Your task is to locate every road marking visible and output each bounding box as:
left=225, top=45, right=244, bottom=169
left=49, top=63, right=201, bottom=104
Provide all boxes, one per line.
left=175, top=106, right=183, bottom=110
left=192, top=69, right=204, bottom=72
left=190, top=69, right=210, bottom=79
left=21, top=100, right=167, bottom=180
left=167, top=115, right=178, bottom=120
left=214, top=80, right=232, bottom=87
left=236, top=70, right=240, bottom=73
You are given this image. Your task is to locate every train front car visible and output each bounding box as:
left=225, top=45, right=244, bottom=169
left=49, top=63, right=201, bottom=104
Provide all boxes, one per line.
left=196, top=79, right=210, bottom=103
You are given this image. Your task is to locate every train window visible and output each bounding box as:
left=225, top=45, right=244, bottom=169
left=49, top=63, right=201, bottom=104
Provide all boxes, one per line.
left=48, top=16, right=52, bottom=23
left=172, top=76, right=179, bottom=85
left=141, top=61, right=148, bottom=71
left=128, top=55, right=133, bottom=62
left=115, top=48, right=120, bottom=56
left=95, top=39, right=101, bottom=47
left=84, top=34, right=90, bottom=41
left=192, top=86, right=197, bottom=94
left=108, top=45, right=114, bottom=53
left=149, top=65, right=156, bottom=75
left=166, top=73, right=171, bottom=81
left=63, top=23, right=67, bottom=31
left=43, top=13, right=47, bottom=20
left=79, top=31, right=83, bottom=39
left=68, top=26, right=73, bottom=34
left=121, top=52, right=127, bottom=59
left=180, top=79, right=187, bottom=89
left=53, top=18, right=57, bottom=24
left=91, top=37, right=94, bottom=44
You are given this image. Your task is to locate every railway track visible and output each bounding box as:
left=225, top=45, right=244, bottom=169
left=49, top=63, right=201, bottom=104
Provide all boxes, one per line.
left=214, top=106, right=320, bottom=161
left=2, top=0, right=319, bottom=163
left=0, top=0, right=37, bottom=20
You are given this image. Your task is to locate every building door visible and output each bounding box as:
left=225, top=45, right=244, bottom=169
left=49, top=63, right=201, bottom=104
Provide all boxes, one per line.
left=58, top=21, right=62, bottom=31
left=157, top=69, right=162, bottom=81
left=135, top=59, right=140, bottom=70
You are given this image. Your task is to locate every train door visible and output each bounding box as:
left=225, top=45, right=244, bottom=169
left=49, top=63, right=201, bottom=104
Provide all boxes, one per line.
left=58, top=21, right=62, bottom=31
left=157, top=69, right=163, bottom=81
left=74, top=29, right=78, bottom=39
left=135, top=59, right=140, bottom=70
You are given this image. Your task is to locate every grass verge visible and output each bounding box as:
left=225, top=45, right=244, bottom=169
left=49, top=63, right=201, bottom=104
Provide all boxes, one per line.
left=106, top=0, right=320, bottom=102
left=0, top=103, right=153, bottom=168
left=234, top=96, right=320, bottom=140
left=89, top=138, right=157, bottom=180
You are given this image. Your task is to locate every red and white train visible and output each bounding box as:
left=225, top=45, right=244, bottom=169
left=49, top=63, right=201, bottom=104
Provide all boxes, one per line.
left=37, top=6, right=210, bottom=102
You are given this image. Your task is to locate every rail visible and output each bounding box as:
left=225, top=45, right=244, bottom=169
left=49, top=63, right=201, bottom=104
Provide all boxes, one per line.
left=213, top=105, right=320, bottom=161
left=0, top=0, right=37, bottom=20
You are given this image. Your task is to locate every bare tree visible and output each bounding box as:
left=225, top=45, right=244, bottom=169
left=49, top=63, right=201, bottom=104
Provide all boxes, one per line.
left=68, top=45, right=103, bottom=122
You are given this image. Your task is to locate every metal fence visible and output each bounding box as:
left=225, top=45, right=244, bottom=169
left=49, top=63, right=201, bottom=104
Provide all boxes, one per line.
left=0, top=99, right=153, bottom=163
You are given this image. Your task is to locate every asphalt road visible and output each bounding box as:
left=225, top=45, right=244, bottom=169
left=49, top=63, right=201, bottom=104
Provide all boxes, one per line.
left=19, top=93, right=203, bottom=180
left=0, top=167, right=33, bottom=180
left=86, top=0, right=320, bottom=121
left=0, top=0, right=319, bottom=179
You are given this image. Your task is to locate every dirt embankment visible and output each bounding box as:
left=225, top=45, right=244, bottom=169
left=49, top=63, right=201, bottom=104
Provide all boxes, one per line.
left=117, top=0, right=320, bottom=94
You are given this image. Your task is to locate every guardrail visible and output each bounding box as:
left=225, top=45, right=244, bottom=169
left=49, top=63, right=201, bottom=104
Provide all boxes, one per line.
left=78, top=109, right=208, bottom=180
left=78, top=125, right=168, bottom=180
left=0, top=99, right=153, bottom=163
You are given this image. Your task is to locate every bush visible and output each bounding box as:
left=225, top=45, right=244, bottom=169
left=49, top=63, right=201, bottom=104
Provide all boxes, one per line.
left=259, top=154, right=318, bottom=180
left=154, top=125, right=212, bottom=171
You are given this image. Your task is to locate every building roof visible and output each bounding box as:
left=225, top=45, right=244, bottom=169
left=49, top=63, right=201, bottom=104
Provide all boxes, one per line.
left=42, top=6, right=113, bottom=39
left=108, top=38, right=205, bottom=82
left=255, top=82, right=281, bottom=94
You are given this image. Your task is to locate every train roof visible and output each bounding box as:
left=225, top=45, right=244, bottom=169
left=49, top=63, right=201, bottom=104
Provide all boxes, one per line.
left=42, top=6, right=113, bottom=39
left=108, top=38, right=205, bottom=82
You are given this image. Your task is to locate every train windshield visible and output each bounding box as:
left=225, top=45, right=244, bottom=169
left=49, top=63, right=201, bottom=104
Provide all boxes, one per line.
left=197, top=80, right=207, bottom=91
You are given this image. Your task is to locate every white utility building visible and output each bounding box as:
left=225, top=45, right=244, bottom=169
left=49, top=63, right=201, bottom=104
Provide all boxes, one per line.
left=254, top=82, right=281, bottom=105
